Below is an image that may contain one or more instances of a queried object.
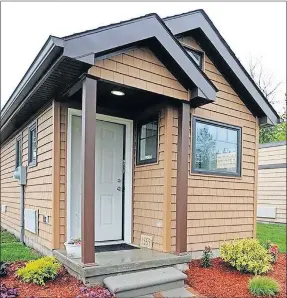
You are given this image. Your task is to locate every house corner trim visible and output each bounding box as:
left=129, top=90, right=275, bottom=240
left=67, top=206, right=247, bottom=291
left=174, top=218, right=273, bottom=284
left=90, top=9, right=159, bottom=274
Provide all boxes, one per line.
left=52, top=100, right=61, bottom=249
left=176, top=102, right=189, bottom=253
left=163, top=106, right=173, bottom=252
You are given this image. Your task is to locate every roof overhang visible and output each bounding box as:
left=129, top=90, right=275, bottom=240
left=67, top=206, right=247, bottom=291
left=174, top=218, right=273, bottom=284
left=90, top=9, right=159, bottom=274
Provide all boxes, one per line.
left=62, top=13, right=217, bottom=102
left=1, top=13, right=218, bottom=143
left=164, top=10, right=280, bottom=125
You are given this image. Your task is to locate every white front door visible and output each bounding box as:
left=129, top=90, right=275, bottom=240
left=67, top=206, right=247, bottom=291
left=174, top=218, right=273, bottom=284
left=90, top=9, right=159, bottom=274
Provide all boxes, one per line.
left=69, top=116, right=124, bottom=242
left=95, top=120, right=124, bottom=241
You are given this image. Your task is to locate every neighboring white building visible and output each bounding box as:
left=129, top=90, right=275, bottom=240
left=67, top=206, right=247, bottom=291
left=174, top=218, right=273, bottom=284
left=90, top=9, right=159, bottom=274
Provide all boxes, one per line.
left=257, top=141, right=286, bottom=224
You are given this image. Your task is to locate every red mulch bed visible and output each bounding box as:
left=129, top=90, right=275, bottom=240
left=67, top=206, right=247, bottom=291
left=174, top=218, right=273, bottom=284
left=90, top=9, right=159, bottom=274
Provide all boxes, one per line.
left=1, top=262, right=113, bottom=298
left=185, top=253, right=286, bottom=298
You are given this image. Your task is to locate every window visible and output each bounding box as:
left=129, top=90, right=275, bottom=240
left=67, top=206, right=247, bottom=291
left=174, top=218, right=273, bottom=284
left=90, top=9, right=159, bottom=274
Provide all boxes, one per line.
left=28, top=123, right=37, bottom=166
left=186, top=48, right=203, bottom=68
left=192, top=118, right=241, bottom=176
left=15, top=136, right=22, bottom=168
left=137, top=116, right=159, bottom=165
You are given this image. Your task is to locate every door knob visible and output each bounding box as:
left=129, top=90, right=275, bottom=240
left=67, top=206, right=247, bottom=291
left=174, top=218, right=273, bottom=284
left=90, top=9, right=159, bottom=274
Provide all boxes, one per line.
left=117, top=186, right=122, bottom=191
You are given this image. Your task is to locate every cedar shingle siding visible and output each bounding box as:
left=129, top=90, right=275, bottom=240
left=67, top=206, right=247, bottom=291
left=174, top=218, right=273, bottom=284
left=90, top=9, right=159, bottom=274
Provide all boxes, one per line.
left=1, top=105, right=53, bottom=254
left=172, top=36, right=257, bottom=252
left=88, top=47, right=188, bottom=101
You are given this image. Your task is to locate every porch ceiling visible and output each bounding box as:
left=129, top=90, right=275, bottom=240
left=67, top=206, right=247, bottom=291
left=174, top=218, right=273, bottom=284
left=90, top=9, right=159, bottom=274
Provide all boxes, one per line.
left=68, top=78, right=178, bottom=119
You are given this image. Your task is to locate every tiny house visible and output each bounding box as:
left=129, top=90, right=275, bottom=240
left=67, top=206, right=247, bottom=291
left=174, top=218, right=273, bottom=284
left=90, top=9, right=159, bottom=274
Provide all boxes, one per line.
left=1, top=10, right=279, bottom=274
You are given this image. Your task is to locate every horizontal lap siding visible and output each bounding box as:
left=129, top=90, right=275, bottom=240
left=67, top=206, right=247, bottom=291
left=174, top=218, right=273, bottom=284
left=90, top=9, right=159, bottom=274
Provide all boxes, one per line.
left=88, top=47, right=188, bottom=101
left=1, top=105, right=53, bottom=251
left=1, top=140, right=21, bottom=232
left=23, top=106, right=53, bottom=250
left=133, top=112, right=165, bottom=251
left=258, top=145, right=286, bottom=223
left=174, top=36, right=257, bottom=252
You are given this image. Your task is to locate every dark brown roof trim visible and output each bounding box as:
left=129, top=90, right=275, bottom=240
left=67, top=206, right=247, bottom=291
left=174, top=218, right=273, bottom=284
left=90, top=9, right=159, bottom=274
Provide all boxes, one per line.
left=1, top=36, right=64, bottom=121
left=62, top=13, right=217, bottom=101
left=164, top=9, right=280, bottom=125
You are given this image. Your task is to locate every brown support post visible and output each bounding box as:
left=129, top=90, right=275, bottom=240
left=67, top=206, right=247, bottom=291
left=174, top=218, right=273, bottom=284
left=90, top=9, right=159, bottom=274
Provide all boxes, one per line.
left=176, top=102, right=189, bottom=253
left=81, top=77, right=97, bottom=264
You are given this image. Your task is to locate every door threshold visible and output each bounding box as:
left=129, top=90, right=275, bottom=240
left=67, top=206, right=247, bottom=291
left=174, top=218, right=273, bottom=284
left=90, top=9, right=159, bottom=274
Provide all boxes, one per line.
left=95, top=240, right=125, bottom=246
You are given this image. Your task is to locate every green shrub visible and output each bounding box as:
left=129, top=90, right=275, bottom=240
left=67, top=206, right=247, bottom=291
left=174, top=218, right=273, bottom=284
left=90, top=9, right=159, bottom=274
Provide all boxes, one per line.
left=248, top=276, right=280, bottom=296
left=220, top=238, right=272, bottom=274
left=16, top=256, right=61, bottom=285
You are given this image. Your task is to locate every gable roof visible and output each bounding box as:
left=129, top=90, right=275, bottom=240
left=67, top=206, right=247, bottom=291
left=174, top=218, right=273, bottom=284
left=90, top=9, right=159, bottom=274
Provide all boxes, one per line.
left=62, top=13, right=218, bottom=100
left=0, top=10, right=280, bottom=143
left=164, top=9, right=280, bottom=125
left=0, top=13, right=217, bottom=140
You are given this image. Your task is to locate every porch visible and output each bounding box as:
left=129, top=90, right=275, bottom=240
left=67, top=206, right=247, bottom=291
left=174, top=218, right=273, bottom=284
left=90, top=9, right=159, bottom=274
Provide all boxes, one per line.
left=56, top=70, right=191, bottom=265
left=53, top=247, right=192, bottom=285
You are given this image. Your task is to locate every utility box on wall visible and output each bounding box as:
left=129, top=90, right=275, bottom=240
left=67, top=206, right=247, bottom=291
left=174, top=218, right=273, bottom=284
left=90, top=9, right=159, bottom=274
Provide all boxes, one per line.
left=13, top=166, right=27, bottom=185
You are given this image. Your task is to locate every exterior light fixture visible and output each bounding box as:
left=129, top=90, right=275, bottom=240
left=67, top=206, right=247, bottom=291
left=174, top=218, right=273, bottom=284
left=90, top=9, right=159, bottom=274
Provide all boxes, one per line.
left=111, top=90, right=125, bottom=96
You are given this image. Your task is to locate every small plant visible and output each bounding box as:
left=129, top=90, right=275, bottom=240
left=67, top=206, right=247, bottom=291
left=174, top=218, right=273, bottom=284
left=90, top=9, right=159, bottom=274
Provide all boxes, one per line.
left=76, top=286, right=113, bottom=298
left=67, top=237, right=81, bottom=245
left=16, top=256, right=61, bottom=286
left=263, top=240, right=279, bottom=264
left=248, top=276, right=280, bottom=296
left=200, top=245, right=213, bottom=268
left=220, top=238, right=272, bottom=274
left=0, top=283, right=18, bottom=298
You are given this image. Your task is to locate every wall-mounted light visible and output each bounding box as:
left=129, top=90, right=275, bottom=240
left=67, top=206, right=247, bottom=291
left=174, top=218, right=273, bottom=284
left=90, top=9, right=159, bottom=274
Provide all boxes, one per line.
left=111, top=90, right=125, bottom=96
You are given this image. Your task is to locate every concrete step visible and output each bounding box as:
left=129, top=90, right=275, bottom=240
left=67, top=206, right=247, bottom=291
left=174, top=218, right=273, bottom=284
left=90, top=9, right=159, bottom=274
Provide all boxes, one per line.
left=138, top=287, right=194, bottom=297
left=104, top=267, right=187, bottom=298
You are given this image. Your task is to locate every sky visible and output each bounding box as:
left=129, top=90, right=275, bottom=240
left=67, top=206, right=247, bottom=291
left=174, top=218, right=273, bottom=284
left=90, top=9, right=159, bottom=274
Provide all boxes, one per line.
left=1, top=2, right=286, bottom=113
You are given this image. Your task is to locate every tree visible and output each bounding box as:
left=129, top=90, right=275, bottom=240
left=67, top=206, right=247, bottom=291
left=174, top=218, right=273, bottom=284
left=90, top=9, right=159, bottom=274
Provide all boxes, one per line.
left=248, top=57, right=286, bottom=144
left=195, top=126, right=216, bottom=169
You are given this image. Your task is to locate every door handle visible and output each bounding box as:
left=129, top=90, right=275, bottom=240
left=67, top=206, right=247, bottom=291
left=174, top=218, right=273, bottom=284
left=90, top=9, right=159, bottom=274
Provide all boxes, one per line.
left=117, top=186, right=122, bottom=191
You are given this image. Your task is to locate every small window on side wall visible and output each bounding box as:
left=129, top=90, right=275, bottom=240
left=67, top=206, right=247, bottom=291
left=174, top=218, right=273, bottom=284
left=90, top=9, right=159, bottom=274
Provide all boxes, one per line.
left=136, top=116, right=159, bottom=165
left=15, top=135, right=22, bottom=168
left=28, top=123, right=37, bottom=167
left=192, top=118, right=241, bottom=176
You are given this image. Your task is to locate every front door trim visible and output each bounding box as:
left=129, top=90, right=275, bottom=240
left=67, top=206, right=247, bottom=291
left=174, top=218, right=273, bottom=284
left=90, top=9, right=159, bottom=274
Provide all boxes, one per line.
left=66, top=108, right=133, bottom=244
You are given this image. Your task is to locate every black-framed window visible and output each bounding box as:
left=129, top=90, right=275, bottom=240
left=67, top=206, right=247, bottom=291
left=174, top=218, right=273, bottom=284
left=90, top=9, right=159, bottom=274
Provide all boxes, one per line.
left=136, top=116, right=159, bottom=165
left=192, top=117, right=241, bottom=176
left=28, top=123, right=37, bottom=166
left=185, top=48, right=203, bottom=68
left=15, top=135, right=22, bottom=168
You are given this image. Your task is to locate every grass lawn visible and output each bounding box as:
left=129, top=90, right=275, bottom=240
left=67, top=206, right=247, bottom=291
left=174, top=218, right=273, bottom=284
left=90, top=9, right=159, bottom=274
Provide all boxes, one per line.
left=257, top=222, right=286, bottom=253
left=1, top=230, right=39, bottom=262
